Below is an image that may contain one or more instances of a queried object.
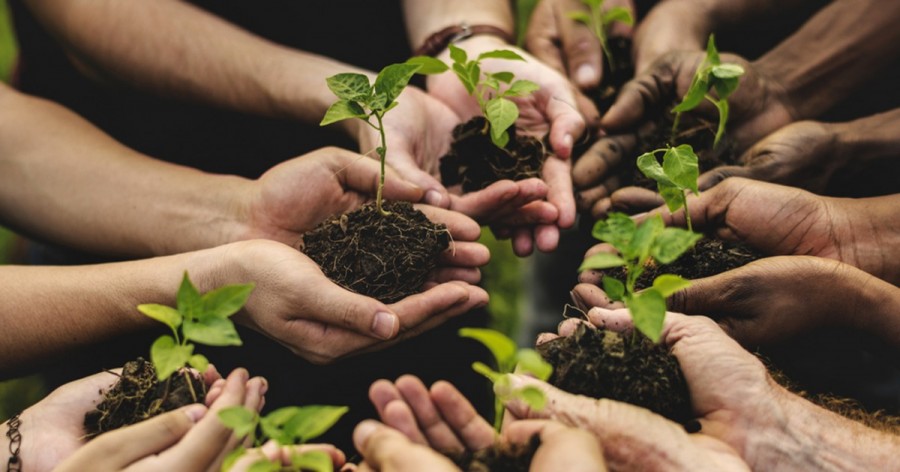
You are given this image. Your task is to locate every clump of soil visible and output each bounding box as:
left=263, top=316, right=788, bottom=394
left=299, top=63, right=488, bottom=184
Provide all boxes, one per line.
left=446, top=435, right=540, bottom=472
left=83, top=358, right=204, bottom=439
left=301, top=201, right=450, bottom=304
left=538, top=323, right=693, bottom=424
left=440, top=117, right=547, bottom=193
left=604, top=238, right=764, bottom=287
left=592, top=36, right=634, bottom=112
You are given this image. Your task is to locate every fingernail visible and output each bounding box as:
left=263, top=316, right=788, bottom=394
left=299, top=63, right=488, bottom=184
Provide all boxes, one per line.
left=372, top=311, right=398, bottom=340
left=575, top=64, right=598, bottom=87
left=184, top=404, right=207, bottom=423
left=563, top=133, right=574, bottom=150
left=258, top=377, right=269, bottom=396
left=355, top=420, right=378, bottom=445
left=234, top=368, right=249, bottom=383
left=425, top=189, right=444, bottom=206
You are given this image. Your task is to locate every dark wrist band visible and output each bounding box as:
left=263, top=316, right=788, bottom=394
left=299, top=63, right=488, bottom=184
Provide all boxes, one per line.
left=414, top=22, right=514, bottom=57
left=5, top=413, right=21, bottom=472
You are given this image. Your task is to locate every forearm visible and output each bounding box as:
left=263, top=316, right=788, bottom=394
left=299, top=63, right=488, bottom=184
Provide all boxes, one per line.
left=403, top=0, right=513, bottom=50
left=23, top=0, right=368, bottom=128
left=823, top=260, right=900, bottom=348
left=832, top=108, right=900, bottom=165
left=0, top=87, right=251, bottom=257
left=748, top=385, right=900, bottom=471
left=754, top=0, right=900, bottom=119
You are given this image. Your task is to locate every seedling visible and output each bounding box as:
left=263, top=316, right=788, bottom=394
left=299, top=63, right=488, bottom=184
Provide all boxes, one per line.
left=579, top=213, right=700, bottom=342
left=138, top=272, right=253, bottom=402
left=568, top=0, right=634, bottom=73
left=320, top=59, right=445, bottom=216
left=219, top=404, right=348, bottom=472
left=459, top=328, right=552, bottom=431
left=671, top=35, right=745, bottom=148
left=414, top=45, right=539, bottom=149
left=636, top=144, right=699, bottom=232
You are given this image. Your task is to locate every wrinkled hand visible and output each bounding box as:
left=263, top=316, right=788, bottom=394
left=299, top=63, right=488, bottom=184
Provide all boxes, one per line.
left=632, top=0, right=710, bottom=73
left=525, top=0, right=636, bottom=90
left=53, top=368, right=265, bottom=472
left=221, top=206, right=490, bottom=364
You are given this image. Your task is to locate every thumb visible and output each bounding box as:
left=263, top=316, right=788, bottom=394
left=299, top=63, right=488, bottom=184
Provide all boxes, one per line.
left=665, top=273, right=729, bottom=317
left=387, top=156, right=451, bottom=208
left=600, top=66, right=673, bottom=131
left=303, top=279, right=400, bottom=340
left=90, top=404, right=206, bottom=467
left=697, top=165, right=753, bottom=191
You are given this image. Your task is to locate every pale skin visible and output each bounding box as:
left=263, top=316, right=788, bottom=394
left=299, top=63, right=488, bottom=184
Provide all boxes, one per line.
left=537, top=310, right=900, bottom=471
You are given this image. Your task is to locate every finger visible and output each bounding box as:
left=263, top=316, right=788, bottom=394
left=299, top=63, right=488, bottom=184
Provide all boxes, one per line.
left=395, top=375, right=466, bottom=452
left=697, top=165, right=752, bottom=191
left=438, top=241, right=490, bottom=268
left=300, top=273, right=401, bottom=341
left=555, top=0, right=603, bottom=89
left=449, top=179, right=550, bottom=223
left=576, top=181, right=615, bottom=213
left=546, top=90, right=585, bottom=160
left=209, top=376, right=268, bottom=470
left=543, top=156, right=576, bottom=229
left=430, top=381, right=495, bottom=451
left=383, top=399, right=431, bottom=445
left=600, top=68, right=673, bottom=131
left=389, top=157, right=451, bottom=208
left=488, top=200, right=559, bottom=227
left=608, top=186, right=664, bottom=214
left=529, top=422, right=607, bottom=472
left=333, top=150, right=426, bottom=204
left=512, top=227, right=535, bottom=256
left=416, top=205, right=482, bottom=241
left=557, top=318, right=592, bottom=337
left=353, top=421, right=460, bottom=472
left=534, top=224, right=561, bottom=253
left=573, top=134, right=633, bottom=189
left=590, top=197, right=614, bottom=220
left=429, top=267, right=482, bottom=285
left=205, top=378, right=227, bottom=406
left=536, top=332, right=560, bottom=345
left=570, top=283, right=618, bottom=311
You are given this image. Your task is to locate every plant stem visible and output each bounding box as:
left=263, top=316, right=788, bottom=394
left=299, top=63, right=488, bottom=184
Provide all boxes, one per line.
left=682, top=192, right=694, bottom=233
left=373, top=113, right=390, bottom=217
left=183, top=369, right=198, bottom=403
left=493, top=399, right=504, bottom=432
left=671, top=111, right=682, bottom=145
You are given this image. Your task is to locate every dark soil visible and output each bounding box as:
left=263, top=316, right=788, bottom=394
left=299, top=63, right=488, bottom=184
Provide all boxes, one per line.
left=440, top=117, right=547, bottom=193
left=592, top=36, right=634, bottom=112
left=604, top=238, right=764, bottom=288
left=301, top=200, right=450, bottom=304
left=446, top=434, right=540, bottom=472
left=538, top=323, right=693, bottom=424
left=83, top=358, right=204, bottom=439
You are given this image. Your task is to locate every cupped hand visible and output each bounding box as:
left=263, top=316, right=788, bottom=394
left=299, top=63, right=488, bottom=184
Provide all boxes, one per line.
left=503, top=420, right=607, bottom=472
left=352, top=420, right=461, bottom=472
left=53, top=368, right=266, bottom=472
left=632, top=0, right=710, bottom=73
left=525, top=0, right=636, bottom=90
left=228, top=440, right=345, bottom=472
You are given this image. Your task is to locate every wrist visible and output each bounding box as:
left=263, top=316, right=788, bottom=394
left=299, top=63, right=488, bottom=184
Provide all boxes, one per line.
left=833, top=111, right=900, bottom=165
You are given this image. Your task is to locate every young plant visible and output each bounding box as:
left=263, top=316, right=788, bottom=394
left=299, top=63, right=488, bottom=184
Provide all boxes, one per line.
left=671, top=35, right=745, bottom=148
left=636, top=144, right=699, bottom=232
left=416, top=44, right=539, bottom=149
left=137, top=272, right=254, bottom=401
left=218, top=404, right=348, bottom=472
left=320, top=59, right=445, bottom=216
left=579, top=213, right=700, bottom=342
left=459, top=328, right=552, bottom=431
left=568, top=0, right=634, bottom=72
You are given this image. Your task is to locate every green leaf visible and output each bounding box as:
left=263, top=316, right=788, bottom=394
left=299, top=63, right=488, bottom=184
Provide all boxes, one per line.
left=672, top=75, right=709, bottom=113
left=491, top=71, right=514, bottom=83
left=705, top=34, right=720, bottom=64
left=325, top=73, right=371, bottom=102
left=449, top=43, right=467, bottom=65
left=221, top=446, right=246, bottom=472
left=467, top=62, right=482, bottom=94
left=320, top=99, right=367, bottom=126
left=663, top=144, right=700, bottom=194
left=485, top=97, right=518, bottom=148
left=636, top=151, right=674, bottom=187
left=292, top=450, right=333, bottom=472
left=484, top=75, right=500, bottom=91
left=452, top=62, right=475, bottom=95
left=183, top=316, right=242, bottom=347
left=503, top=79, right=539, bottom=97
left=710, top=63, right=744, bottom=80
left=515, top=386, right=547, bottom=410
left=712, top=98, right=729, bottom=148
left=659, top=183, right=687, bottom=213
left=177, top=272, right=202, bottom=322
left=477, top=49, right=526, bottom=62
left=201, top=283, right=255, bottom=320
left=515, top=349, right=553, bottom=381
left=592, top=213, right=636, bottom=250
left=137, top=304, right=182, bottom=332
left=602, top=7, right=634, bottom=27
left=459, top=328, right=517, bottom=369
left=472, top=361, right=503, bottom=382
left=602, top=276, right=625, bottom=301
left=628, top=214, right=664, bottom=262
left=283, top=405, right=349, bottom=443
left=566, top=11, right=593, bottom=25
left=712, top=76, right=740, bottom=101
left=150, top=335, right=193, bottom=381
left=218, top=406, right=258, bottom=438
left=405, top=56, right=449, bottom=74
left=651, top=228, right=701, bottom=264
left=373, top=63, right=420, bottom=106
left=188, top=354, right=209, bottom=373
left=625, top=290, right=667, bottom=342
left=260, top=407, right=301, bottom=445
left=652, top=274, right=692, bottom=298
left=578, top=252, right=626, bottom=271
left=247, top=460, right=280, bottom=472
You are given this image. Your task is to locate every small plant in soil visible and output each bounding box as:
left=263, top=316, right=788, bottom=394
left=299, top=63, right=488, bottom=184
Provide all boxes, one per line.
left=83, top=273, right=254, bottom=438
left=636, top=144, right=700, bottom=232
left=671, top=35, right=745, bottom=148
left=309, top=61, right=451, bottom=303
left=419, top=45, right=547, bottom=192
left=218, top=404, right=348, bottom=472
left=567, top=0, right=634, bottom=75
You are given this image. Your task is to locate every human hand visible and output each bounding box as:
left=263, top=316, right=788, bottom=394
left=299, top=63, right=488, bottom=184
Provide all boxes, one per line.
left=632, top=0, right=710, bottom=73
left=52, top=368, right=266, bottom=472
left=500, top=374, right=748, bottom=470
left=228, top=440, right=345, bottom=472
left=352, top=420, right=461, bottom=472
left=525, top=0, right=636, bottom=90
left=502, top=420, right=607, bottom=471
left=211, top=214, right=490, bottom=364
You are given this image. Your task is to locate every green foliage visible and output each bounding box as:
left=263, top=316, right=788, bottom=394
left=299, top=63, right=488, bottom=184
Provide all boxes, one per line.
left=434, top=45, right=539, bottom=149
left=321, top=60, right=445, bottom=215
left=138, top=272, right=253, bottom=382
left=636, top=144, right=700, bottom=232
left=568, top=0, right=634, bottom=72
left=579, top=214, right=700, bottom=342
left=218, top=404, right=348, bottom=472
left=671, top=35, right=745, bottom=148
left=0, top=0, right=17, bottom=84
left=459, top=328, right=552, bottom=431
left=515, top=0, right=540, bottom=47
